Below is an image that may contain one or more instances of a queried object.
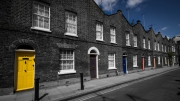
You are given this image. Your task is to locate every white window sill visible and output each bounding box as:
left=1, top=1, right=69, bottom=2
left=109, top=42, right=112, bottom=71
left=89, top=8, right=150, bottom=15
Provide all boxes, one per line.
left=96, top=39, right=104, bottom=42
left=65, top=32, right=78, bottom=37
left=108, top=67, right=117, bottom=70
left=58, top=70, right=76, bottom=75
left=111, top=42, right=117, bottom=44
left=148, top=65, right=152, bottom=66
left=134, top=46, right=138, bottom=47
left=126, top=44, right=131, bottom=46
left=133, top=66, right=138, bottom=67
left=31, top=27, right=51, bottom=32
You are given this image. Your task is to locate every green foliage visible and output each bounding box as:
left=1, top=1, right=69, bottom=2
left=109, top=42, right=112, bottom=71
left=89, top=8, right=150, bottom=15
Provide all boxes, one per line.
left=168, top=52, right=173, bottom=66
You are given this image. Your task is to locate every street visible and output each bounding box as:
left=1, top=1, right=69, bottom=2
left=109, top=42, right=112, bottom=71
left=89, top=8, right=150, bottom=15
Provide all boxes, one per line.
left=73, top=69, right=180, bottom=101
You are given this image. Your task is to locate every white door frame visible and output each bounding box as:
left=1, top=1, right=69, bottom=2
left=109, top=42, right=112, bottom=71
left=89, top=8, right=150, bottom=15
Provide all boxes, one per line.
left=88, top=47, right=100, bottom=79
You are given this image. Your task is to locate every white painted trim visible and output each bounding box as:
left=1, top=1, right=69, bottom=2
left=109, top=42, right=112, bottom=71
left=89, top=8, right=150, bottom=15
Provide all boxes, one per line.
left=15, top=49, right=35, bottom=52
left=126, top=57, right=128, bottom=74
left=58, top=70, right=76, bottom=75
left=96, top=55, right=99, bottom=79
left=31, top=27, right=51, bottom=32
left=65, top=32, right=78, bottom=37
left=88, top=47, right=100, bottom=55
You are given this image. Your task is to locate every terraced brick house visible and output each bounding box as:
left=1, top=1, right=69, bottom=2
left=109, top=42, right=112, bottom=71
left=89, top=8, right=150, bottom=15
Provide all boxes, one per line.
left=0, top=0, right=178, bottom=95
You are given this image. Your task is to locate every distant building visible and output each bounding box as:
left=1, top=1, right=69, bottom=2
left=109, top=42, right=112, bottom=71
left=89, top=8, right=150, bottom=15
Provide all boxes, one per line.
left=0, top=0, right=179, bottom=95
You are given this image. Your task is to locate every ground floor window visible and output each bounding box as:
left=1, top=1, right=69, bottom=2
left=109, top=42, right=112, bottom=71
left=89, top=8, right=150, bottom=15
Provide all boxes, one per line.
left=58, top=50, right=76, bottom=74
left=148, top=56, right=151, bottom=66
left=133, top=55, right=138, bottom=67
left=108, top=54, right=116, bottom=69
left=158, top=56, right=160, bottom=64
left=165, top=57, right=167, bottom=64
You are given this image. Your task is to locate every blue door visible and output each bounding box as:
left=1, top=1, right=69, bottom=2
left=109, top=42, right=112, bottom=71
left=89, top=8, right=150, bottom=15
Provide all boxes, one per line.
left=123, top=57, right=127, bottom=74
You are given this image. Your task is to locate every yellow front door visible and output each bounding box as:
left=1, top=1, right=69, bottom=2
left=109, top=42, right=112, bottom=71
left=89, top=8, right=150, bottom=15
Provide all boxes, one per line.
left=15, top=51, right=35, bottom=91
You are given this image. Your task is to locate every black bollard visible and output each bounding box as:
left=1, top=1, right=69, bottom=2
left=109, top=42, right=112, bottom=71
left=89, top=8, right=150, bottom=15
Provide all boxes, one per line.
left=80, top=73, right=84, bottom=90
left=34, top=78, right=40, bottom=101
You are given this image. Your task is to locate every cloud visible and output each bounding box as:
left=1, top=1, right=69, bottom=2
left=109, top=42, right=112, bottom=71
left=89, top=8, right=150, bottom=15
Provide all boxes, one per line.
left=126, top=0, right=145, bottom=8
left=161, top=27, right=168, bottom=31
left=135, top=7, right=141, bottom=12
left=178, top=24, right=180, bottom=27
left=94, top=0, right=118, bottom=12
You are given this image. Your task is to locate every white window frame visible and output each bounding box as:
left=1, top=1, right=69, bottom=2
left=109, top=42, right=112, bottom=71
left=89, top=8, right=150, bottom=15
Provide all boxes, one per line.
left=133, top=55, right=138, bottom=67
left=108, top=54, right=116, bottom=69
left=58, top=50, right=76, bottom=75
left=96, top=22, right=103, bottom=41
left=31, top=2, right=51, bottom=32
left=162, top=44, right=163, bottom=52
left=157, top=42, right=160, bottom=51
left=65, top=11, right=78, bottom=37
left=148, top=40, right=150, bottom=49
left=143, top=38, right=146, bottom=48
left=133, top=35, right=137, bottom=47
left=110, top=27, right=116, bottom=43
left=126, top=34, right=130, bottom=46
left=148, top=56, right=151, bottom=66
left=158, top=56, right=160, bottom=64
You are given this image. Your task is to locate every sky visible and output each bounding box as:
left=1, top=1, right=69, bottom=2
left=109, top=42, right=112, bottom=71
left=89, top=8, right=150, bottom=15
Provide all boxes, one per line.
left=94, top=0, right=180, bottom=39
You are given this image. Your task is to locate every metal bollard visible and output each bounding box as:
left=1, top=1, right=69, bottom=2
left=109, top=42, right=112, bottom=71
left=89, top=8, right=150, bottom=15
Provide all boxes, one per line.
left=80, top=73, right=84, bottom=90
left=34, top=78, right=40, bottom=101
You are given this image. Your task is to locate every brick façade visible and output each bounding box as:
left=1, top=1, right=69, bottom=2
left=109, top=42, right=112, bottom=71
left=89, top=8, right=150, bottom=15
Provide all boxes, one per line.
left=0, top=0, right=179, bottom=95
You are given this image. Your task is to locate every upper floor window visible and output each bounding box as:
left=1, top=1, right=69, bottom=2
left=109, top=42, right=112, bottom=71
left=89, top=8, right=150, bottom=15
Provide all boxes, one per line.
left=157, top=42, right=160, bottom=51
left=133, top=35, right=137, bottom=47
left=148, top=39, right=150, bottom=49
left=65, top=11, right=77, bottom=37
left=162, top=44, right=164, bottom=52
left=172, top=46, right=175, bottom=52
left=154, top=42, right=156, bottom=50
left=108, top=54, right=116, bottom=69
left=133, top=55, right=138, bottom=67
left=96, top=22, right=103, bottom=41
left=32, top=2, right=50, bottom=31
left=110, top=27, right=116, bottom=43
left=126, top=34, right=130, bottom=46
left=143, top=38, right=146, bottom=48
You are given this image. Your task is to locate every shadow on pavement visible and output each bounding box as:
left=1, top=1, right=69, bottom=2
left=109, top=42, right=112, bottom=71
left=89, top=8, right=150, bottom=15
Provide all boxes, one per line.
left=126, top=94, right=148, bottom=101
left=177, top=92, right=180, bottom=96
left=39, top=93, right=48, bottom=100
left=95, top=93, right=118, bottom=101
left=175, top=80, right=180, bottom=82
left=165, top=75, right=180, bottom=77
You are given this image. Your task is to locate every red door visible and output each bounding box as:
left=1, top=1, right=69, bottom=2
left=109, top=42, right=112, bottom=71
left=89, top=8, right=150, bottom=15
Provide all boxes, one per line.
left=90, top=55, right=96, bottom=79
left=142, top=57, right=144, bottom=70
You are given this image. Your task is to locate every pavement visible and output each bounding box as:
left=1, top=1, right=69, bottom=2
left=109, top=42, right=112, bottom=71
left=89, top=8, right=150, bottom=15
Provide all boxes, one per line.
left=0, top=65, right=179, bottom=101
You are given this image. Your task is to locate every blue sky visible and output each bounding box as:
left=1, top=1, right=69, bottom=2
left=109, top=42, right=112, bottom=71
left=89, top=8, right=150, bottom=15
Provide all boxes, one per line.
left=94, top=0, right=180, bottom=38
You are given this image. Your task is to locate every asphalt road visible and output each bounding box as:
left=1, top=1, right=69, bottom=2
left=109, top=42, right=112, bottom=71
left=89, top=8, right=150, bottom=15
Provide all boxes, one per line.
left=84, top=69, right=180, bottom=101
